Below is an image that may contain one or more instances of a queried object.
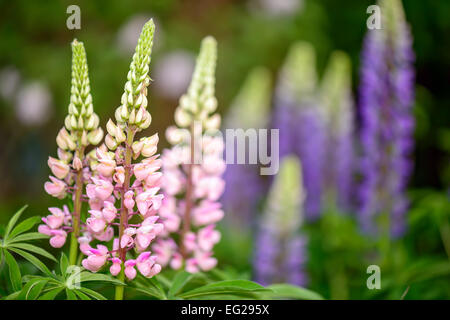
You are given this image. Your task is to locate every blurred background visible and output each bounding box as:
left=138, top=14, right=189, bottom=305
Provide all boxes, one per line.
left=0, top=0, right=449, bottom=299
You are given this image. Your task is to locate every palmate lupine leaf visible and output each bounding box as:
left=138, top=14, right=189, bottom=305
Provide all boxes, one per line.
left=0, top=205, right=55, bottom=293
left=8, top=247, right=53, bottom=277
left=168, top=271, right=194, bottom=297
left=3, top=250, right=22, bottom=291
left=8, top=216, right=41, bottom=239
left=14, top=253, right=123, bottom=300
left=133, top=274, right=167, bottom=300
left=3, top=205, right=28, bottom=239
left=17, top=278, right=49, bottom=300
left=8, top=232, right=49, bottom=244
left=0, top=207, right=122, bottom=300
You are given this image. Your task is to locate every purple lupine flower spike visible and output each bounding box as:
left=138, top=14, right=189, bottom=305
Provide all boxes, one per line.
left=272, top=42, right=325, bottom=220
left=319, top=51, right=355, bottom=212
left=254, top=156, right=308, bottom=286
left=223, top=68, right=272, bottom=227
left=357, top=0, right=415, bottom=236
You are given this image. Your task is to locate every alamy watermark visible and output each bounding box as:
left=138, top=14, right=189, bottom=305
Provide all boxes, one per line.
left=66, top=5, right=81, bottom=30
left=171, top=121, right=280, bottom=175
left=66, top=265, right=81, bottom=289
left=366, top=5, right=381, bottom=30
left=366, top=265, right=381, bottom=290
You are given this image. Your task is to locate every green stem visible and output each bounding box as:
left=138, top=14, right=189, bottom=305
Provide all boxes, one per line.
left=115, top=269, right=125, bottom=300
left=69, top=148, right=85, bottom=266
left=114, top=128, right=134, bottom=300
left=69, top=232, right=79, bottom=266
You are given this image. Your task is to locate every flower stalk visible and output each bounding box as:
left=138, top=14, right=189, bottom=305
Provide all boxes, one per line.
left=73, top=19, right=163, bottom=300
left=41, top=39, right=103, bottom=266
left=154, top=36, right=224, bottom=273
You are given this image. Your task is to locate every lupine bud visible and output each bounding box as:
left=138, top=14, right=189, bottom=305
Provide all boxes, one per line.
left=135, top=107, right=144, bottom=124
left=114, top=127, right=126, bottom=144
left=105, top=134, right=118, bottom=150
left=48, top=157, right=70, bottom=179
left=106, top=119, right=118, bottom=138
left=174, top=107, right=192, bottom=127
left=115, top=107, right=123, bottom=123
left=64, top=115, right=72, bottom=131
left=114, top=19, right=155, bottom=130
left=56, top=132, right=68, bottom=150
left=128, top=108, right=136, bottom=124
left=57, top=148, right=73, bottom=162
left=204, top=114, right=221, bottom=130
left=69, top=40, right=101, bottom=133
left=132, top=140, right=144, bottom=156
left=57, top=127, right=77, bottom=151
left=120, top=105, right=129, bottom=121
left=87, top=127, right=104, bottom=145
left=81, top=130, right=89, bottom=146
left=141, top=134, right=159, bottom=157
left=138, top=111, right=152, bottom=129
left=85, top=113, right=99, bottom=130
left=203, top=96, right=217, bottom=113
left=73, top=155, right=83, bottom=171
left=70, top=115, right=78, bottom=130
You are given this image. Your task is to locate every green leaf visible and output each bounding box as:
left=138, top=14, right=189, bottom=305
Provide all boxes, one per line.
left=155, top=273, right=172, bottom=289
left=39, top=287, right=64, bottom=300
left=178, top=280, right=270, bottom=299
left=4, top=250, right=22, bottom=291
left=19, top=279, right=49, bottom=300
left=265, top=284, right=324, bottom=300
left=8, top=247, right=53, bottom=277
left=73, top=289, right=91, bottom=300
left=78, top=271, right=125, bottom=285
left=77, top=287, right=107, bottom=300
left=9, top=216, right=41, bottom=239
left=22, top=274, right=56, bottom=283
left=9, top=243, right=56, bottom=262
left=4, top=205, right=28, bottom=240
left=187, top=293, right=262, bottom=300
left=60, top=253, right=69, bottom=276
left=66, top=288, right=78, bottom=300
left=2, top=291, right=21, bottom=300
left=168, top=271, right=194, bottom=297
left=134, top=286, right=166, bottom=300
left=134, top=275, right=167, bottom=300
left=8, top=232, right=49, bottom=244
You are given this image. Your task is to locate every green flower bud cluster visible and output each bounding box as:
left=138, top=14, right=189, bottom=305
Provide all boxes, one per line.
left=225, top=67, right=272, bottom=130
left=114, top=19, right=155, bottom=131
left=58, top=39, right=103, bottom=150
left=278, top=42, right=317, bottom=105
left=382, top=0, right=407, bottom=40
left=319, top=51, right=353, bottom=134
left=174, top=36, right=219, bottom=131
